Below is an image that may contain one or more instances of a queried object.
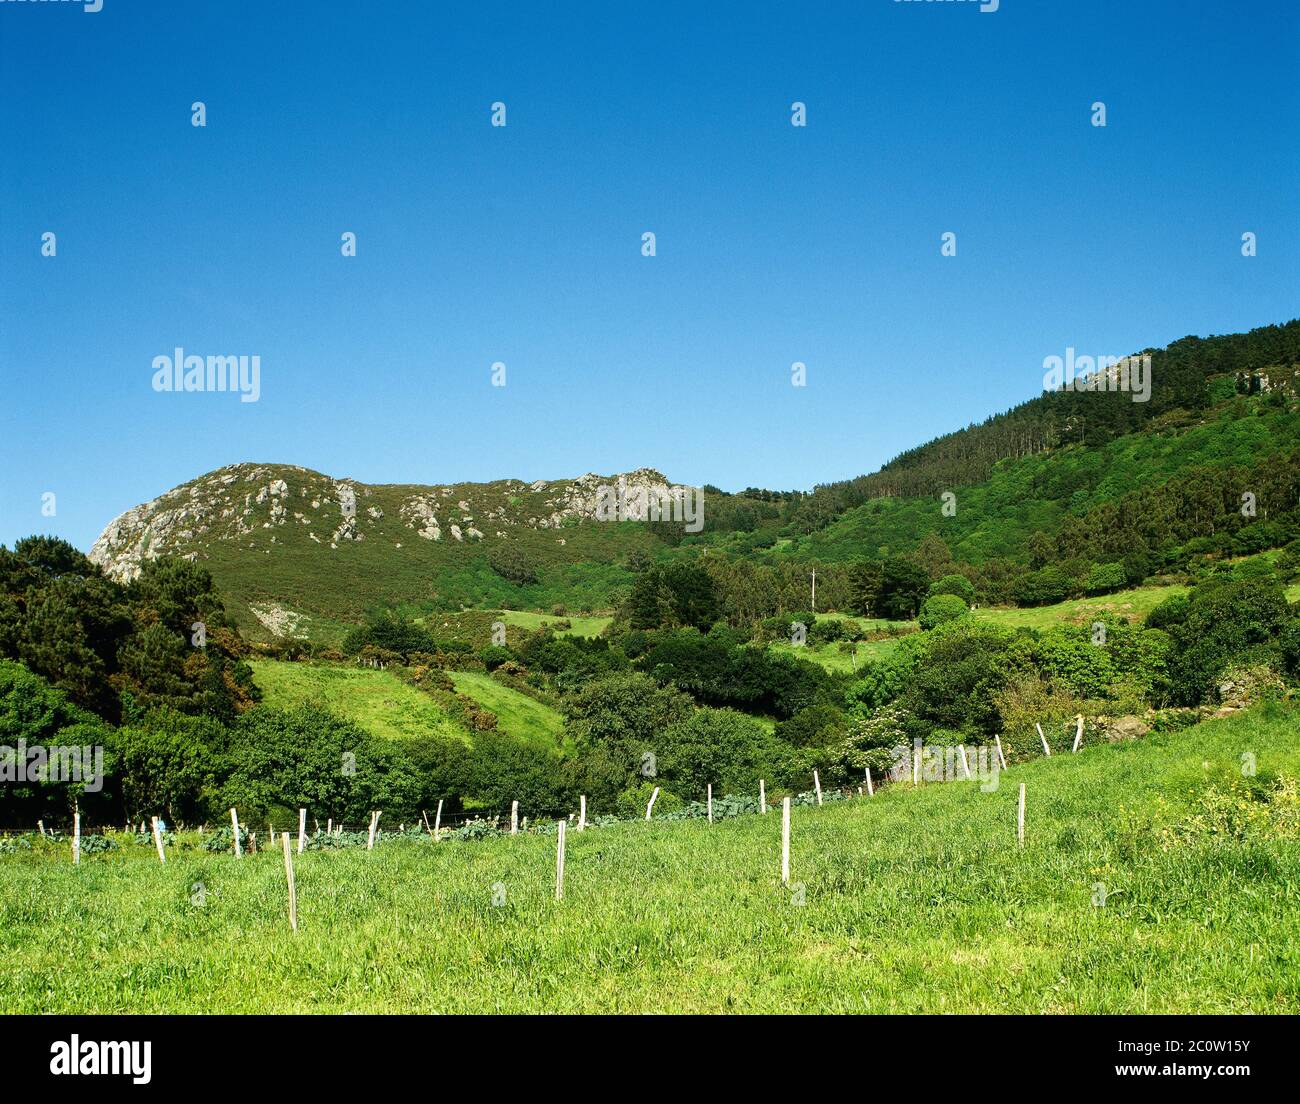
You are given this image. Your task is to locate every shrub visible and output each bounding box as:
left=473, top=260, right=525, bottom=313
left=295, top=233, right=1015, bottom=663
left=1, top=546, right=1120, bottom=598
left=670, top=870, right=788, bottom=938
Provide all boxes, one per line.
left=775, top=703, right=848, bottom=748
left=1012, top=567, right=1072, bottom=607
left=1084, top=562, right=1128, bottom=596
left=929, top=574, right=975, bottom=604
left=656, top=708, right=796, bottom=796
left=918, top=594, right=969, bottom=631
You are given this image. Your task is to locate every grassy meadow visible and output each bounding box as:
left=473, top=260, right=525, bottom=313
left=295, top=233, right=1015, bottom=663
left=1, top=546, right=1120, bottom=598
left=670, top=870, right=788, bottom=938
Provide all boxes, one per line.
left=250, top=659, right=565, bottom=749
left=495, top=610, right=613, bottom=638
left=768, top=584, right=1188, bottom=673
left=2, top=706, right=1297, bottom=1014
left=448, top=671, right=567, bottom=749
left=248, top=660, right=468, bottom=744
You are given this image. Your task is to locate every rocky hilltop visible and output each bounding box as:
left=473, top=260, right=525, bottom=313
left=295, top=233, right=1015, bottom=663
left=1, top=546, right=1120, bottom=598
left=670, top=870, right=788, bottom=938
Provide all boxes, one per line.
left=88, top=463, right=681, bottom=640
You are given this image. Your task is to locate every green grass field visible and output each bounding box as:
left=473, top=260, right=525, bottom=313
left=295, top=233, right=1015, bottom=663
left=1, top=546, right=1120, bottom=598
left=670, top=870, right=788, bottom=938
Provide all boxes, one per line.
left=249, top=660, right=468, bottom=744
left=448, top=671, right=567, bottom=749
left=968, top=585, right=1188, bottom=631
left=3, top=706, right=1297, bottom=1013
left=777, top=585, right=1188, bottom=673
left=494, top=610, right=613, bottom=638
left=769, top=634, right=910, bottom=673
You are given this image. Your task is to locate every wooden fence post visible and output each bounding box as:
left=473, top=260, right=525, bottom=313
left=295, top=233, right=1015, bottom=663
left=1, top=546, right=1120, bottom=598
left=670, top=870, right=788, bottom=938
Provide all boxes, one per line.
left=1072, top=714, right=1084, bottom=753
left=913, top=746, right=921, bottom=785
left=38, top=819, right=46, bottom=839
left=1036, top=723, right=1051, bottom=757
left=707, top=783, right=713, bottom=823
left=645, top=787, right=660, bottom=821
left=555, top=820, right=566, bottom=901
left=1017, top=783, right=1026, bottom=848
left=959, top=746, right=972, bottom=779
left=759, top=779, right=767, bottom=815
left=367, top=810, right=380, bottom=851
left=72, top=810, right=80, bottom=866
left=578, top=794, right=586, bottom=832
left=866, top=767, right=874, bottom=797
left=781, top=797, right=791, bottom=885
left=281, top=832, right=298, bottom=932
left=151, top=816, right=166, bottom=864
left=511, top=800, right=519, bottom=835
left=813, top=770, right=823, bottom=806
left=230, top=807, right=242, bottom=858
left=994, top=734, right=1007, bottom=771
left=298, top=808, right=306, bottom=854
left=434, top=799, right=443, bottom=841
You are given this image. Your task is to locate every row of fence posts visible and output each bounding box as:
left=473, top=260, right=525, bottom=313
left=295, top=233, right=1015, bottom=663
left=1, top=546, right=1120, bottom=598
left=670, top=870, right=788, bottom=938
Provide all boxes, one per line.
left=56, top=716, right=1084, bottom=927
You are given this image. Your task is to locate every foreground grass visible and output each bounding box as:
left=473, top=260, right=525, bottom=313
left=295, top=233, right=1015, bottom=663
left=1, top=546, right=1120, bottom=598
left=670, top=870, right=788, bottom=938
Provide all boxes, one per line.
left=249, top=660, right=467, bottom=744
left=2, top=707, right=1297, bottom=1013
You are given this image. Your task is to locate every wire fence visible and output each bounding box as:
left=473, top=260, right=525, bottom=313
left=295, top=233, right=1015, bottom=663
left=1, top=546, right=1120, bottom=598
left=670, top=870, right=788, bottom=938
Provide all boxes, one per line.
left=0, top=770, right=912, bottom=842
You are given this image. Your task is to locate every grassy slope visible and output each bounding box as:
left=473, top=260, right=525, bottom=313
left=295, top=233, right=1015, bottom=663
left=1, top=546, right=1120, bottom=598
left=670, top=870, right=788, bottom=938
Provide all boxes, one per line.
left=448, top=671, right=567, bottom=749
left=495, top=610, right=613, bottom=638
left=3, top=707, right=1297, bottom=1013
left=778, top=583, right=1188, bottom=673
left=249, top=660, right=469, bottom=745
left=251, top=659, right=565, bottom=750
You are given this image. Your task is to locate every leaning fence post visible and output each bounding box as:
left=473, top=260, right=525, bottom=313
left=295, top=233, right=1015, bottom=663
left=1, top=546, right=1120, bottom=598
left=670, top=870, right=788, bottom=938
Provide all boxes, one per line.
left=1017, top=783, right=1026, bottom=848
left=645, top=787, right=660, bottom=820
left=1036, top=723, right=1051, bottom=757
left=367, top=810, right=380, bottom=851
left=994, top=734, right=1007, bottom=771
left=1072, top=714, right=1084, bottom=753
left=434, top=799, right=443, bottom=841
left=298, top=808, right=306, bottom=854
left=230, top=807, right=242, bottom=858
left=281, top=832, right=298, bottom=932
left=813, top=770, right=823, bottom=806
left=555, top=820, right=567, bottom=900
left=959, top=746, right=972, bottom=779
left=781, top=797, right=791, bottom=885
left=151, top=816, right=166, bottom=864
left=38, top=819, right=46, bottom=839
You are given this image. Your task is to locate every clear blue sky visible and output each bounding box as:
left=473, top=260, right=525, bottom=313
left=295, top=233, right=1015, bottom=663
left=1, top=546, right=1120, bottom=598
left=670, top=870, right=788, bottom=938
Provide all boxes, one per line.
left=2, top=0, right=1296, bottom=551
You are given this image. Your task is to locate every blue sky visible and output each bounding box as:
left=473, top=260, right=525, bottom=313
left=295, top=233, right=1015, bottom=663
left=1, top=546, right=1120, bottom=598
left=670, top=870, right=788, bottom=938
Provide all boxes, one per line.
left=2, top=0, right=1296, bottom=551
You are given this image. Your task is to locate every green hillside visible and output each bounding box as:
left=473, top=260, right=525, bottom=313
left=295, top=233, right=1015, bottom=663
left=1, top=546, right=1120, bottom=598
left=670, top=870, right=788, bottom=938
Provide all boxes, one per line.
left=250, top=659, right=566, bottom=751
left=249, top=660, right=470, bottom=745
left=3, top=706, right=1296, bottom=1013
left=447, top=671, right=567, bottom=749
left=782, top=397, right=1300, bottom=566
left=78, top=320, right=1300, bottom=646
